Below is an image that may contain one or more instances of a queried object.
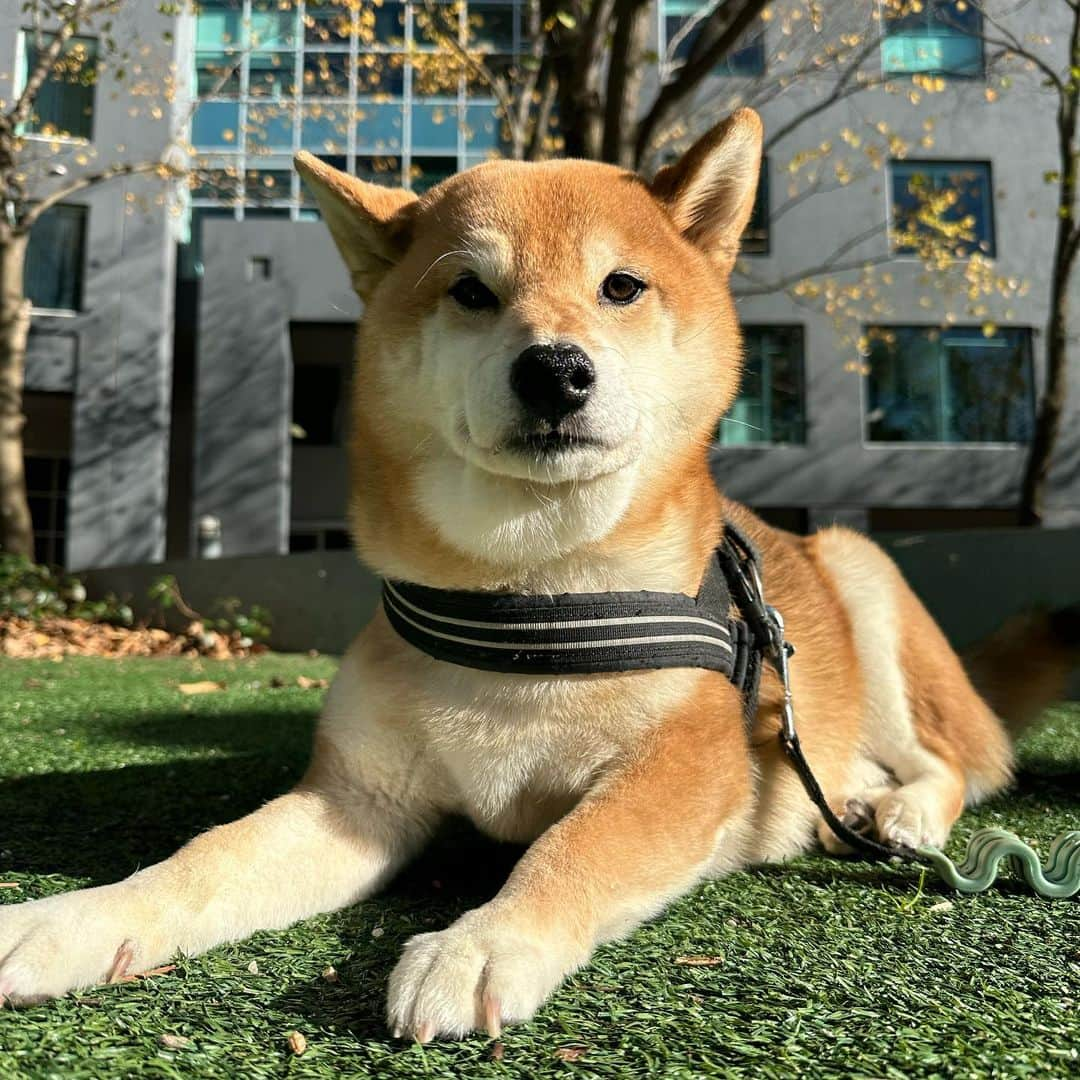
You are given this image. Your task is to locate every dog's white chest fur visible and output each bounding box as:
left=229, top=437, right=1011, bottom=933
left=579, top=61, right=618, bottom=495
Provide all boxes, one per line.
left=323, top=623, right=698, bottom=843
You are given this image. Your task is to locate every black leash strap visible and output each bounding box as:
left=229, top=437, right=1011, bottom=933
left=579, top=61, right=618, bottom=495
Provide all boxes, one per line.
left=718, top=524, right=919, bottom=864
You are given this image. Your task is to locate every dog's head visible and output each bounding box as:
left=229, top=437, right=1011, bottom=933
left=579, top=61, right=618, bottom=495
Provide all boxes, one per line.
left=296, top=110, right=761, bottom=575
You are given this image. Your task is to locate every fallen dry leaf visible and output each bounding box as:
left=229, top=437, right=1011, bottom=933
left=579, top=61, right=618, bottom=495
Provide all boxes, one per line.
left=0, top=883, right=21, bottom=890
left=287, top=1031, right=307, bottom=1056
left=178, top=681, right=226, bottom=696
left=159, top=1033, right=191, bottom=1050
left=296, top=675, right=330, bottom=690
left=674, top=955, right=724, bottom=966
left=246, top=960, right=259, bottom=975
left=490, top=1041, right=505, bottom=1061
left=554, top=1046, right=587, bottom=1061
left=928, top=900, right=954, bottom=914
left=321, top=966, right=339, bottom=983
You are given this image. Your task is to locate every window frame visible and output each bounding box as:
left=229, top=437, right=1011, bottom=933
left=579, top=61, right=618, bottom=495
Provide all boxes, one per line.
left=886, top=158, right=997, bottom=260
left=860, top=323, right=1036, bottom=449
left=15, top=29, right=99, bottom=143
left=716, top=323, right=808, bottom=448
left=878, top=0, right=985, bottom=81
left=24, top=202, right=89, bottom=316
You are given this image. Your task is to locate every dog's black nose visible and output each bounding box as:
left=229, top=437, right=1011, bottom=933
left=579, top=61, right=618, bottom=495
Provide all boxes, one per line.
left=510, top=343, right=595, bottom=427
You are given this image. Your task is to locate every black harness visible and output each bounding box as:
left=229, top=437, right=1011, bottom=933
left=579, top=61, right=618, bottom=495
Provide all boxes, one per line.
left=383, top=521, right=915, bottom=863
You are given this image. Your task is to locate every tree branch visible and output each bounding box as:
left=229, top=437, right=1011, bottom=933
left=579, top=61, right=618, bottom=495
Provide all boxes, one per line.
left=634, top=0, right=770, bottom=166
left=19, top=158, right=183, bottom=230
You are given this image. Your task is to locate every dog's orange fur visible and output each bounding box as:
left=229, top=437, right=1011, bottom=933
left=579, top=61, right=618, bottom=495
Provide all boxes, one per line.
left=0, top=109, right=1069, bottom=1042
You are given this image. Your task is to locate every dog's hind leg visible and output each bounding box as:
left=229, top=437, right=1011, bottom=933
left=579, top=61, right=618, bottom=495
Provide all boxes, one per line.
left=813, top=528, right=1011, bottom=852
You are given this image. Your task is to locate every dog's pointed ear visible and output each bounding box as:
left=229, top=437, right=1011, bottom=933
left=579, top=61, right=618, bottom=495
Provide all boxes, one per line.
left=649, top=108, right=763, bottom=274
left=295, top=151, right=418, bottom=298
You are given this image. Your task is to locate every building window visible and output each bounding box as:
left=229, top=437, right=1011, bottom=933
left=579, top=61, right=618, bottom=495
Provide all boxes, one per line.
left=25, top=204, right=87, bottom=313
left=865, top=325, right=1034, bottom=444
left=20, top=32, right=97, bottom=139
left=662, top=2, right=765, bottom=74
left=719, top=326, right=806, bottom=445
left=190, top=0, right=520, bottom=217
left=881, top=1, right=983, bottom=79
left=742, top=157, right=769, bottom=254
left=290, top=322, right=353, bottom=446
left=890, top=160, right=994, bottom=258
left=289, top=526, right=351, bottom=553
left=22, top=391, right=73, bottom=568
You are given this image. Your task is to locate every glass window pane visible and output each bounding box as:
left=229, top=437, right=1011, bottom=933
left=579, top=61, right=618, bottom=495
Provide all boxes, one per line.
left=304, top=1, right=354, bottom=46
left=25, top=204, right=87, bottom=312
left=470, top=3, right=517, bottom=51
left=865, top=326, right=1033, bottom=443
left=192, top=100, right=240, bottom=147
left=356, top=102, right=403, bottom=151
left=301, top=104, right=350, bottom=153
left=353, top=155, right=403, bottom=185
left=883, top=0, right=983, bottom=77
left=891, top=161, right=994, bottom=257
left=250, top=1, right=297, bottom=50
left=23, top=34, right=97, bottom=139
left=465, top=104, right=510, bottom=154
left=409, top=155, right=457, bottom=193
left=303, top=51, right=351, bottom=97
left=196, top=1, right=243, bottom=49
left=719, top=327, right=805, bottom=444
left=249, top=52, right=296, bottom=97
left=246, top=167, right=293, bottom=205
left=356, top=55, right=405, bottom=96
left=246, top=103, right=296, bottom=151
left=196, top=51, right=240, bottom=96
left=372, top=2, right=407, bottom=44
left=411, top=104, right=460, bottom=152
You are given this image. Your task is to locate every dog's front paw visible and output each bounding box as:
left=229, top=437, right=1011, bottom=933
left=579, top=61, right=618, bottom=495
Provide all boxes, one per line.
left=0, top=884, right=157, bottom=1006
left=386, top=905, right=578, bottom=1041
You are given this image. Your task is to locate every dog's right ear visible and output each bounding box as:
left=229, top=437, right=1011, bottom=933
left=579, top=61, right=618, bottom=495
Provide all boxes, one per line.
left=295, top=152, right=417, bottom=299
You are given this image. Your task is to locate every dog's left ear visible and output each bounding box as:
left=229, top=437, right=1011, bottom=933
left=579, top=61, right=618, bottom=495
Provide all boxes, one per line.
left=295, top=151, right=418, bottom=299
left=650, top=108, right=763, bottom=274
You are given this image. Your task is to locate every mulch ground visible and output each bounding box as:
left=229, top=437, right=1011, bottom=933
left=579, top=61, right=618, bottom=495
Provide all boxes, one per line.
left=0, top=616, right=263, bottom=660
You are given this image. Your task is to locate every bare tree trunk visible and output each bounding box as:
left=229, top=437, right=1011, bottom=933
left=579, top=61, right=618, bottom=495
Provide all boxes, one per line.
left=602, top=0, right=651, bottom=167
left=1019, top=11, right=1080, bottom=526
left=1021, top=286, right=1070, bottom=525
left=0, top=229, right=34, bottom=558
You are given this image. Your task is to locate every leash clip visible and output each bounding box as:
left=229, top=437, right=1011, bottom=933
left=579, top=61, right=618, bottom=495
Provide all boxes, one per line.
left=765, top=604, right=797, bottom=743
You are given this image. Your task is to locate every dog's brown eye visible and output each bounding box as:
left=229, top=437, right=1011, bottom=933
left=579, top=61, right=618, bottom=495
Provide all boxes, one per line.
left=601, top=272, right=646, bottom=306
left=449, top=275, right=499, bottom=311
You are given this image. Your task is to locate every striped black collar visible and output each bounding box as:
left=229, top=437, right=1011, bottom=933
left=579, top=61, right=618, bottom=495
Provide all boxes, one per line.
left=381, top=523, right=765, bottom=703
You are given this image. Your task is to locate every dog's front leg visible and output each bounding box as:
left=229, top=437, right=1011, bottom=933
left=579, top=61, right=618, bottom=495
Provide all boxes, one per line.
left=0, top=730, right=437, bottom=1006
left=387, top=676, right=753, bottom=1041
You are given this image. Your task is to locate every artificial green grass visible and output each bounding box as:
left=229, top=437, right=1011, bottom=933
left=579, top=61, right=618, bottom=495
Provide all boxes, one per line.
left=0, top=655, right=1077, bottom=1079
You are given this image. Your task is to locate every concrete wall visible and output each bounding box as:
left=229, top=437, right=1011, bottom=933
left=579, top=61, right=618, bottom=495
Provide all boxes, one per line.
left=193, top=221, right=361, bottom=557
left=1, top=3, right=191, bottom=569
left=81, top=528, right=1080, bottom=661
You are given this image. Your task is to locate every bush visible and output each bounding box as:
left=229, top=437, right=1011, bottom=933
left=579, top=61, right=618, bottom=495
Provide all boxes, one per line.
left=0, top=553, right=133, bottom=625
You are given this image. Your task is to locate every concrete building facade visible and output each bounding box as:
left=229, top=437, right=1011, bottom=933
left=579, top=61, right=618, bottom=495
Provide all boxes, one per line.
left=10, top=1, right=1080, bottom=568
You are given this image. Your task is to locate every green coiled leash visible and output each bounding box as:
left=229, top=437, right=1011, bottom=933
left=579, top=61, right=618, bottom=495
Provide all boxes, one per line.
left=764, top=610, right=1079, bottom=900
left=918, top=828, right=1080, bottom=898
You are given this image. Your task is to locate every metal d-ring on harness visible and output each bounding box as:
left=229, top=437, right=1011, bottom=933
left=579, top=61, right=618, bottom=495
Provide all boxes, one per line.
left=718, top=524, right=1080, bottom=897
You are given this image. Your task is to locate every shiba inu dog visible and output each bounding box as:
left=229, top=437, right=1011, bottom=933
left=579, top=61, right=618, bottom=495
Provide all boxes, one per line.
left=0, top=109, right=1071, bottom=1040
